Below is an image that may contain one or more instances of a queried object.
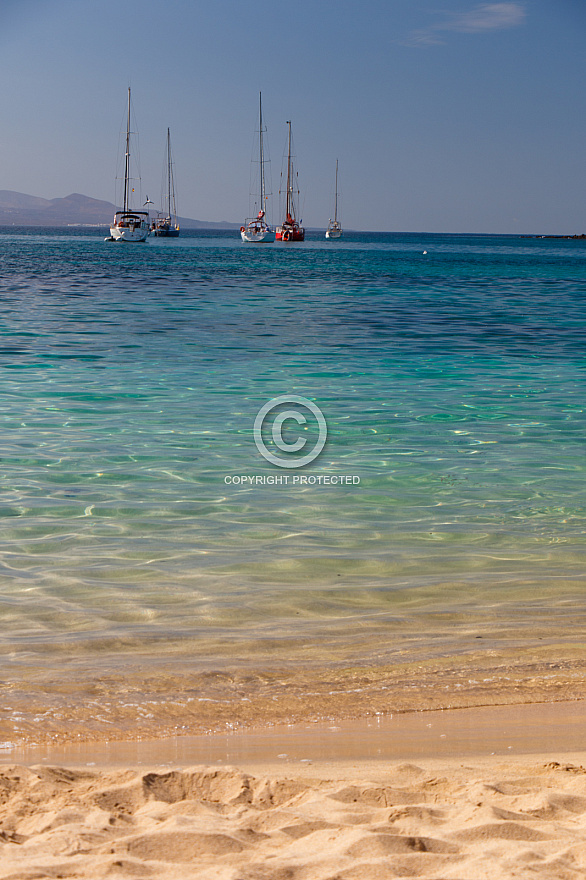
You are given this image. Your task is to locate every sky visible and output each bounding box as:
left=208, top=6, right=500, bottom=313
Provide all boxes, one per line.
left=0, top=0, right=585, bottom=233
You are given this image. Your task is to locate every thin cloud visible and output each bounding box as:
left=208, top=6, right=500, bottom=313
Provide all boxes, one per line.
left=408, top=3, right=526, bottom=46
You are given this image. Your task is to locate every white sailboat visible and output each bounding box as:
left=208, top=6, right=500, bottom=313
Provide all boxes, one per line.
left=108, top=88, right=149, bottom=242
left=241, top=93, right=274, bottom=243
left=152, top=128, right=180, bottom=237
left=325, top=159, right=342, bottom=240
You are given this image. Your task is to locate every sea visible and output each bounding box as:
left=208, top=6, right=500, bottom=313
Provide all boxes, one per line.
left=0, top=227, right=585, bottom=741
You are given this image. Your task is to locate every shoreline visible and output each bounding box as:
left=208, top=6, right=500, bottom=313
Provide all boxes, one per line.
left=2, top=647, right=584, bottom=748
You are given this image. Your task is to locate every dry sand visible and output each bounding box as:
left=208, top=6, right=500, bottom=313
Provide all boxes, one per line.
left=2, top=714, right=586, bottom=879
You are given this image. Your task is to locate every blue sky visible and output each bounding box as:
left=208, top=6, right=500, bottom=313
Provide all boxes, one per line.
left=0, top=0, right=584, bottom=232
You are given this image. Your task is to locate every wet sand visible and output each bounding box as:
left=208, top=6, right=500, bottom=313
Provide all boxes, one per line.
left=3, top=699, right=585, bottom=768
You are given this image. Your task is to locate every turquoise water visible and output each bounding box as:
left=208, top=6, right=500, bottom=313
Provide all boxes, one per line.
left=0, top=228, right=584, bottom=676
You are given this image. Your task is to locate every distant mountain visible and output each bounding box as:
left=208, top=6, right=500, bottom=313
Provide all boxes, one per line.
left=0, top=191, right=238, bottom=229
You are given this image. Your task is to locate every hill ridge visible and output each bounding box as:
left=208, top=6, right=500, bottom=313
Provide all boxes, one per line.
left=0, top=190, right=236, bottom=228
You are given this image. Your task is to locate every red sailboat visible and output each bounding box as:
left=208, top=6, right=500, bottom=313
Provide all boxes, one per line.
left=275, top=121, right=305, bottom=242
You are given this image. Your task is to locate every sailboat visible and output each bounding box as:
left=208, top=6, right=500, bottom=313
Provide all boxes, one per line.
left=108, top=88, right=149, bottom=242
left=275, top=121, right=305, bottom=242
left=152, top=128, right=180, bottom=237
left=241, top=93, right=274, bottom=243
left=325, top=159, right=342, bottom=239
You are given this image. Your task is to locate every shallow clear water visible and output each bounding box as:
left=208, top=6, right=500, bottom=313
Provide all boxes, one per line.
left=0, top=228, right=584, bottom=684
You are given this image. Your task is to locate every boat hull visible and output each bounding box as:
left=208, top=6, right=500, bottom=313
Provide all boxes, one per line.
left=241, top=222, right=275, bottom=242
left=241, top=231, right=275, bottom=242
left=325, top=226, right=342, bottom=239
left=153, top=226, right=180, bottom=237
left=110, top=225, right=149, bottom=242
left=276, top=223, right=305, bottom=242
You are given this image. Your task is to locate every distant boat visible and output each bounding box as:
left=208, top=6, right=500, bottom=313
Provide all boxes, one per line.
left=152, top=128, right=180, bottom=237
left=325, top=159, right=342, bottom=240
left=108, top=88, right=149, bottom=242
left=241, top=93, right=274, bottom=243
left=275, top=121, right=305, bottom=242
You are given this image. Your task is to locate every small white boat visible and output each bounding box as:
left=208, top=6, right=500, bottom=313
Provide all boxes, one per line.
left=152, top=128, right=180, bottom=237
left=108, top=88, right=149, bottom=242
left=109, top=209, right=149, bottom=242
left=325, top=159, right=342, bottom=240
left=241, top=93, right=274, bottom=243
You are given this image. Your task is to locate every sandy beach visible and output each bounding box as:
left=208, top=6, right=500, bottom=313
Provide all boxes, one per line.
left=1, top=645, right=585, bottom=877
left=2, top=752, right=586, bottom=879
left=1, top=701, right=585, bottom=879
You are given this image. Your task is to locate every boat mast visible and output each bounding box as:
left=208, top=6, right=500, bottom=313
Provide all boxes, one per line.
left=166, top=128, right=177, bottom=222
left=334, top=159, right=339, bottom=224
left=124, top=87, right=131, bottom=213
left=259, top=93, right=266, bottom=215
left=286, top=120, right=292, bottom=220
left=166, top=129, right=171, bottom=219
